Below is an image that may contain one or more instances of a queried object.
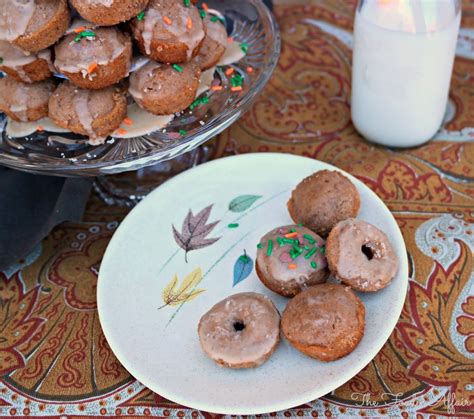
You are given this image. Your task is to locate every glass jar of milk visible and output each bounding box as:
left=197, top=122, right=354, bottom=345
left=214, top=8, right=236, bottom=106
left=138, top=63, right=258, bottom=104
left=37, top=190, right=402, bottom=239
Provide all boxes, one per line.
left=351, top=0, right=461, bottom=147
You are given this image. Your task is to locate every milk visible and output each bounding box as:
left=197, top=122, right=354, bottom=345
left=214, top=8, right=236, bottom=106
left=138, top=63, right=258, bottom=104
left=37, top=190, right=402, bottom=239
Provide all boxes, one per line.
left=351, top=0, right=461, bottom=147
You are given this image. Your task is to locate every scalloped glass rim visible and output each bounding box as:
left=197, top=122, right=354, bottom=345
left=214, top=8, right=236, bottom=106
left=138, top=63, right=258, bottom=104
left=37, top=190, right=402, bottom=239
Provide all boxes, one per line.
left=0, top=0, right=280, bottom=176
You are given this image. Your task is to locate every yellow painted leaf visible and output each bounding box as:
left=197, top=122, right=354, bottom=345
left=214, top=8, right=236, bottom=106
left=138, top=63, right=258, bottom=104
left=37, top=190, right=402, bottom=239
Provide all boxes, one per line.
left=162, top=274, right=179, bottom=305
left=160, top=268, right=205, bottom=308
left=177, top=267, right=202, bottom=294
left=166, top=288, right=205, bottom=306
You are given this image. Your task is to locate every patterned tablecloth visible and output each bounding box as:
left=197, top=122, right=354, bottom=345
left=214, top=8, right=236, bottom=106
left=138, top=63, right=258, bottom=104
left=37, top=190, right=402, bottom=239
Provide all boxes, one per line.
left=1, top=0, right=473, bottom=417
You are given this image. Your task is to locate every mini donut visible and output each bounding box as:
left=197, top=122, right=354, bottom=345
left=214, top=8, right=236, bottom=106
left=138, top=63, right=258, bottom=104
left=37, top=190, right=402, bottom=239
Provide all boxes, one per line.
left=0, top=0, right=70, bottom=53
left=129, top=60, right=200, bottom=115
left=288, top=170, right=361, bottom=237
left=197, top=15, right=227, bottom=71
left=130, top=0, right=205, bottom=63
left=0, top=41, right=53, bottom=83
left=256, top=225, right=329, bottom=297
left=70, top=0, right=150, bottom=26
left=326, top=219, right=399, bottom=292
left=0, top=76, right=55, bottom=122
left=198, top=292, right=280, bottom=368
left=55, top=27, right=132, bottom=90
left=48, top=81, right=127, bottom=142
left=281, top=283, right=365, bottom=362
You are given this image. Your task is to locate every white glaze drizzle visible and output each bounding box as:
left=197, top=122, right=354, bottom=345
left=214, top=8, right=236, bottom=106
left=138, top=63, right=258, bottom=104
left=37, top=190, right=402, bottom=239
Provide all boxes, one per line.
left=0, top=0, right=36, bottom=41
left=74, top=89, right=95, bottom=138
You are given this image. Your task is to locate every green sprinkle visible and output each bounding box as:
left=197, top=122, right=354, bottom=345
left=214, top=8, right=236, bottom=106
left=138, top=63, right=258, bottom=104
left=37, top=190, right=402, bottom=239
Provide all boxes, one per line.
left=297, top=223, right=303, bottom=227
left=304, top=246, right=318, bottom=259
left=240, top=42, right=248, bottom=54
left=320, top=246, right=326, bottom=254
left=304, top=245, right=310, bottom=250
left=200, top=9, right=206, bottom=18
left=277, top=237, right=284, bottom=247
left=184, top=0, right=190, bottom=6
left=290, top=228, right=297, bottom=233
left=179, top=129, right=187, bottom=136
left=230, top=73, right=244, bottom=87
left=172, top=64, right=183, bottom=73
left=311, top=261, right=318, bottom=269
left=257, top=243, right=263, bottom=249
left=228, top=223, right=239, bottom=228
left=281, top=238, right=296, bottom=245
left=210, top=16, right=219, bottom=22
left=74, top=30, right=96, bottom=42
left=290, top=250, right=299, bottom=260
left=303, top=234, right=316, bottom=244
left=137, top=11, right=145, bottom=21
left=267, top=239, right=273, bottom=256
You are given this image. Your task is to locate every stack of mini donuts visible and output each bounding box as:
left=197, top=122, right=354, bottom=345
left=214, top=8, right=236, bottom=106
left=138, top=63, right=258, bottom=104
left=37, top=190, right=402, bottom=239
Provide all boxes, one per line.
left=198, top=170, right=399, bottom=368
left=0, top=0, right=228, bottom=142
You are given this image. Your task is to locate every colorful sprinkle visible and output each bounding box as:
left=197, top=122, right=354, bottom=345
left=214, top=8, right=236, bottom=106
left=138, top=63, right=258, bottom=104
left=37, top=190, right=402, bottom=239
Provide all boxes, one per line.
left=36, top=125, right=44, bottom=132
left=179, top=129, right=187, bottom=136
left=304, top=247, right=318, bottom=259
left=297, top=223, right=303, bottom=227
left=186, top=17, right=193, bottom=29
left=183, top=0, right=190, bottom=6
left=257, top=243, right=263, bottom=249
left=303, top=234, right=315, bottom=244
left=74, top=30, right=96, bottom=42
left=240, top=42, right=248, bottom=54
left=285, top=232, right=298, bottom=238
left=288, top=263, right=297, bottom=270
left=137, top=11, right=145, bottom=21
left=267, top=239, right=274, bottom=256
left=73, top=26, right=87, bottom=33
left=116, top=128, right=127, bottom=135
left=211, top=85, right=223, bottom=91
left=227, top=36, right=234, bottom=43
left=228, top=223, right=239, bottom=228
left=87, top=62, right=98, bottom=74
left=246, top=66, right=253, bottom=74
left=311, top=261, right=318, bottom=269
left=202, top=2, right=209, bottom=11
left=172, top=64, right=183, bottom=72
left=225, top=67, right=234, bottom=76
left=163, top=16, right=173, bottom=25
left=230, top=73, right=243, bottom=87
left=199, top=9, right=206, bottom=18
left=123, top=118, right=133, bottom=126
left=231, top=86, right=242, bottom=92
left=320, top=246, right=326, bottom=254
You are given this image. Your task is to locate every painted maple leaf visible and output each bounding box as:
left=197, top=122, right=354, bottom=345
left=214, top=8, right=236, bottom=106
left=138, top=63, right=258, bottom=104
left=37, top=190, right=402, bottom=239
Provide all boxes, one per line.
left=172, top=205, right=220, bottom=262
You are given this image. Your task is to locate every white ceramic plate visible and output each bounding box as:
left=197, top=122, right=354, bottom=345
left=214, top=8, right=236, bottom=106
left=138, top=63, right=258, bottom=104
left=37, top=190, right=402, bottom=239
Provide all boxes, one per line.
left=97, top=153, right=408, bottom=415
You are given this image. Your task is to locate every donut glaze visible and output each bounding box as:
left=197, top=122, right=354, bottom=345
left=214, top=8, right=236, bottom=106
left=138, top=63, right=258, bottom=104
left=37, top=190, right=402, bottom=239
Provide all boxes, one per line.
left=287, top=170, right=360, bottom=237
left=256, top=225, right=329, bottom=297
left=198, top=292, right=280, bottom=369
left=326, top=218, right=399, bottom=292
left=281, top=283, right=365, bottom=361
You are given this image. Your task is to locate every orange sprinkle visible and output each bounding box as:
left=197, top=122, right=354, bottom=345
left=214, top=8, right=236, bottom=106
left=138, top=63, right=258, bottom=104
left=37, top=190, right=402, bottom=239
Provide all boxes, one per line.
left=246, top=66, right=253, bottom=74
left=288, top=264, right=297, bottom=270
left=87, top=62, right=98, bottom=74
left=163, top=16, right=172, bottom=25
left=227, top=36, right=233, bottom=43
left=231, top=86, right=242, bottom=92
left=211, top=85, right=223, bottom=91
left=284, top=232, right=298, bottom=238
left=116, top=128, right=128, bottom=135
left=186, top=17, right=193, bottom=29
left=202, top=2, right=209, bottom=11
left=225, top=67, right=234, bottom=76
left=123, top=118, right=133, bottom=126
left=36, top=125, right=44, bottom=132
left=73, top=26, right=86, bottom=33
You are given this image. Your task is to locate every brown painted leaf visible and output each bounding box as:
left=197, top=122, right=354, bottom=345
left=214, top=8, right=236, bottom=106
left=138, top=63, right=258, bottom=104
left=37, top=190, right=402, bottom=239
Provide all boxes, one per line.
left=172, top=205, right=220, bottom=262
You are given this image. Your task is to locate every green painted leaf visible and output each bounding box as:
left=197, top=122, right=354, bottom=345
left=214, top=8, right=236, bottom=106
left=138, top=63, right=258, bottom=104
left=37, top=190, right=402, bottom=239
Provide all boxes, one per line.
left=228, top=195, right=262, bottom=213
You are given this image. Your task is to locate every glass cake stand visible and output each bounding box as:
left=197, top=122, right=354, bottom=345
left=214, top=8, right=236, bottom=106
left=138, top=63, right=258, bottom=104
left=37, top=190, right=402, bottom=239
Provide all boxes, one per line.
left=0, top=0, right=280, bottom=206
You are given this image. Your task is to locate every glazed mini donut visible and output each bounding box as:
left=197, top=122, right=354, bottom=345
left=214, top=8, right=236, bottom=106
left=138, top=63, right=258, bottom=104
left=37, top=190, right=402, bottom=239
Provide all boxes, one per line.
left=198, top=292, right=280, bottom=368
left=256, top=225, right=329, bottom=297
left=281, top=283, right=365, bottom=361
left=48, top=82, right=127, bottom=142
left=196, top=15, right=227, bottom=71
left=0, top=0, right=70, bottom=53
left=0, top=76, right=55, bottom=122
left=130, top=0, right=205, bottom=63
left=288, top=170, right=361, bottom=237
left=326, top=218, right=399, bottom=292
left=70, top=0, right=150, bottom=26
left=54, top=27, right=132, bottom=90
left=129, top=60, right=200, bottom=115
left=0, top=41, right=53, bottom=83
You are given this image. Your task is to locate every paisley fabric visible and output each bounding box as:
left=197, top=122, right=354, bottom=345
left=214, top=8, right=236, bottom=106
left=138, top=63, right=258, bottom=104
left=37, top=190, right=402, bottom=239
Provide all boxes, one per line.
left=1, top=0, right=473, bottom=417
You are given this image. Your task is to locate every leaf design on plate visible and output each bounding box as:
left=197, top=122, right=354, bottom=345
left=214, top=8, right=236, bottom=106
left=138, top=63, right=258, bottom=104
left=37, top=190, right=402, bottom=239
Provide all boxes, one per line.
left=228, top=195, right=262, bottom=213
left=172, top=205, right=220, bottom=262
left=233, top=251, right=253, bottom=287
left=160, top=267, right=205, bottom=309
